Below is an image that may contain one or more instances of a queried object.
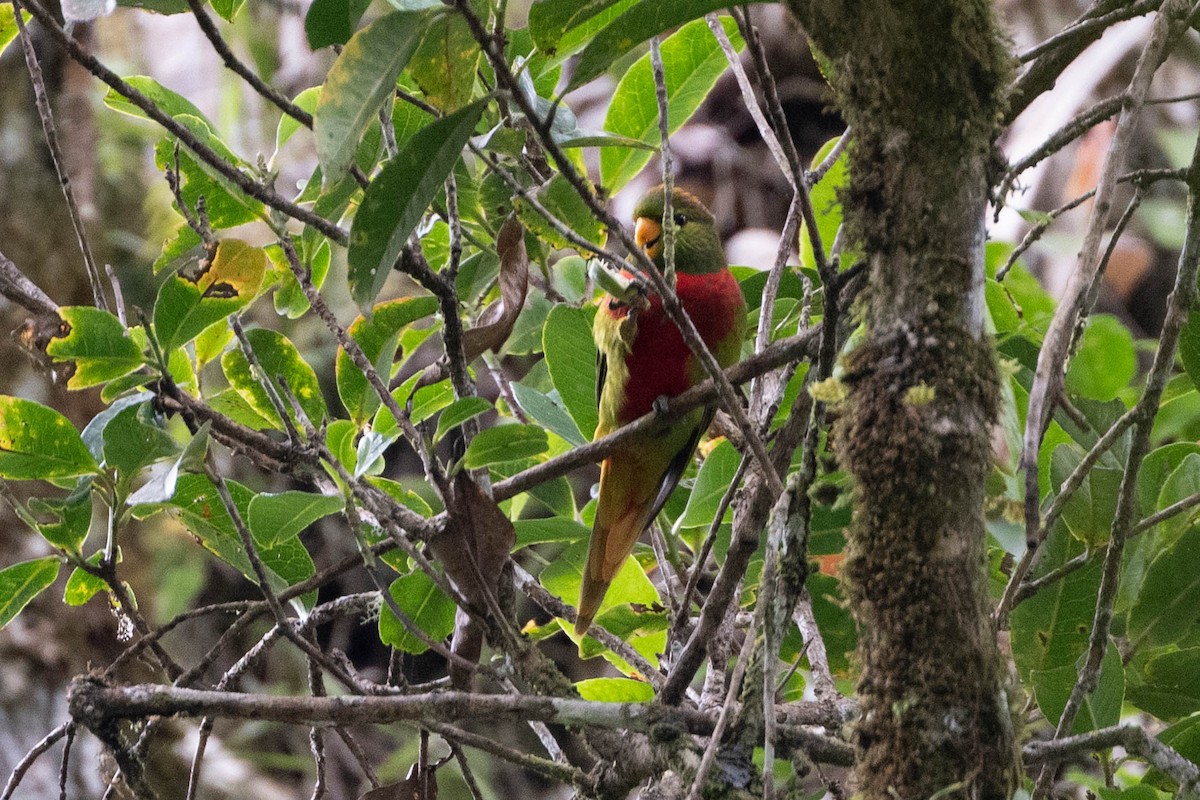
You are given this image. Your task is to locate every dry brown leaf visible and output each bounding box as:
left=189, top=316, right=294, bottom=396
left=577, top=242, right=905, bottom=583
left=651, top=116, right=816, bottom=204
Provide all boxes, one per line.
left=429, top=471, right=515, bottom=688
left=459, top=213, right=529, bottom=362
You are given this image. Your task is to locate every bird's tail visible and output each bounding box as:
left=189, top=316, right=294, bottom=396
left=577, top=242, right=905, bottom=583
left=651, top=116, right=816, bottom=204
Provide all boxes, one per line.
left=575, top=458, right=653, bottom=635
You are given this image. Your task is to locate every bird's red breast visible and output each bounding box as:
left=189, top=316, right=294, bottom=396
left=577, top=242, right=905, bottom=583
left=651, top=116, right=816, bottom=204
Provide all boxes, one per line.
left=601, top=268, right=744, bottom=422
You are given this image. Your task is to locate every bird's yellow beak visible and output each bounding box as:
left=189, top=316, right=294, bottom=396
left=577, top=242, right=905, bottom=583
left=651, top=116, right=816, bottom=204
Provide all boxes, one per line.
left=634, top=217, right=662, bottom=259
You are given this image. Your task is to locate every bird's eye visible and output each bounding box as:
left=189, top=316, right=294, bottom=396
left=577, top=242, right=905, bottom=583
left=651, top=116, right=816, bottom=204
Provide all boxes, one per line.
left=673, top=213, right=688, bottom=228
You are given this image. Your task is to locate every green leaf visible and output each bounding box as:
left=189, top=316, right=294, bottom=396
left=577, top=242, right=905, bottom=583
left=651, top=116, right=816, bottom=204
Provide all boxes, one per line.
left=0, top=10, right=31, bottom=58
left=434, top=396, right=494, bottom=442
left=408, top=11, right=479, bottom=111
left=409, top=380, right=456, bottom=425
left=1051, top=444, right=1122, bottom=547
left=515, top=173, right=604, bottom=248
left=542, top=304, right=598, bottom=440
left=64, top=564, right=107, bottom=606
left=575, top=676, right=654, bottom=702
left=1065, top=315, right=1135, bottom=401
left=1180, top=300, right=1200, bottom=395
left=676, top=439, right=738, bottom=529
left=31, top=482, right=93, bottom=553
left=153, top=240, right=266, bottom=352
left=221, top=328, right=327, bottom=431
left=514, top=517, right=589, bottom=549
left=1032, top=645, right=1123, bottom=734
left=0, top=557, right=60, bottom=630
left=463, top=424, right=549, bottom=469
left=152, top=115, right=264, bottom=233
left=0, top=396, right=99, bottom=480
left=539, top=539, right=658, bottom=617
left=347, top=101, right=486, bottom=309
left=102, top=402, right=180, bottom=476
left=1139, top=443, right=1200, bottom=521
left=314, top=10, right=424, bottom=183
left=139, top=474, right=316, bottom=606
left=103, top=76, right=210, bottom=126
left=1130, top=526, right=1200, bottom=650
left=247, top=491, right=345, bottom=547
left=336, top=296, right=439, bottom=425
left=210, top=0, right=245, bottom=21
left=1155, top=453, right=1200, bottom=544
left=801, top=135, right=849, bottom=271
left=509, top=382, right=587, bottom=446
left=599, top=16, right=743, bottom=194
left=568, top=0, right=769, bottom=90
left=304, top=0, right=372, bottom=49
left=378, top=570, right=456, bottom=653
left=272, top=238, right=332, bottom=319
left=528, top=0, right=625, bottom=52
left=44, top=307, right=144, bottom=390
left=1011, top=522, right=1100, bottom=678
left=1128, top=647, right=1200, bottom=721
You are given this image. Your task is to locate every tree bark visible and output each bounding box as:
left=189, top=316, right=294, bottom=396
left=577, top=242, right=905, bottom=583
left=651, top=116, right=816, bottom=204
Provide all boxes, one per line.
left=780, top=2, right=1019, bottom=798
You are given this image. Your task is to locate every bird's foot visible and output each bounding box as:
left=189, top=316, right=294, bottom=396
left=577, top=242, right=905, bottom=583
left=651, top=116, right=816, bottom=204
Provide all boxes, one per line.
left=653, top=395, right=671, bottom=418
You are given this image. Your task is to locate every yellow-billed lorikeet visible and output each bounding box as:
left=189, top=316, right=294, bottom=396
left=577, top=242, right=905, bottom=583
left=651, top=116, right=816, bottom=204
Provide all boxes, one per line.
left=577, top=186, right=746, bottom=634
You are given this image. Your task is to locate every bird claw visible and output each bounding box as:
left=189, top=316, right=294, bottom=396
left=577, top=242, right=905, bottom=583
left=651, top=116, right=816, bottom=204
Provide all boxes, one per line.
left=653, top=395, right=671, bottom=417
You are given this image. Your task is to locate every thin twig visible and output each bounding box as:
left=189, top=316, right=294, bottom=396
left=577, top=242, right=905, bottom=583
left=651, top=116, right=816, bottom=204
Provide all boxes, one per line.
left=11, top=0, right=107, bottom=310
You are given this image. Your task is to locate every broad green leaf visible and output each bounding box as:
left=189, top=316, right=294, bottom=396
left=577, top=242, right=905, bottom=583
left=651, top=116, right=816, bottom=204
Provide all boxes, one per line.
left=138, top=474, right=316, bottom=606
left=103, top=76, right=210, bottom=125
left=575, top=677, right=654, bottom=702
left=409, top=379, right=455, bottom=425
left=64, top=564, right=107, bottom=606
left=434, top=396, right=494, bottom=442
left=379, top=570, right=456, bottom=653
left=1051, top=444, right=1122, bottom=547
left=1032, top=644, right=1123, bottom=734
left=600, top=16, right=742, bottom=194
left=800, top=135, right=848, bottom=271
left=45, top=307, right=144, bottom=390
left=542, top=304, right=598, bottom=440
left=348, top=101, right=486, bottom=309
left=153, top=240, right=266, bottom=352
left=102, top=402, right=180, bottom=476
left=272, top=238, right=332, bottom=319
left=314, top=10, right=424, bottom=183
left=221, top=328, right=327, bottom=431
left=366, top=476, right=434, bottom=517
left=1156, top=453, right=1200, bottom=544
left=152, top=115, right=264, bottom=234
left=304, top=0, right=372, bottom=49
left=514, top=517, right=589, bottom=549
left=336, top=296, right=439, bottom=425
left=1130, top=526, right=1200, bottom=650
left=408, top=12, right=478, bottom=111
left=274, top=87, right=321, bottom=161
left=1065, top=315, right=1135, bottom=401
left=568, top=0, right=770, bottom=90
left=510, top=382, right=587, bottom=446
left=676, top=439, right=738, bottom=529
left=31, top=482, right=93, bottom=553
left=529, top=0, right=625, bottom=52
left=1011, top=522, right=1100, bottom=678
left=354, top=429, right=395, bottom=478
left=210, top=0, right=244, bottom=21
left=0, top=396, right=98, bottom=479
left=0, top=10, right=31, bottom=58
left=540, top=538, right=658, bottom=618
left=0, top=557, right=60, bottom=630
left=463, top=424, right=549, bottom=469
left=126, top=422, right=210, bottom=507
left=1180, top=299, right=1200, bottom=394
left=1127, top=647, right=1200, bottom=721
left=247, top=491, right=345, bottom=547
left=515, top=173, right=604, bottom=248
left=1139, top=443, right=1200, bottom=520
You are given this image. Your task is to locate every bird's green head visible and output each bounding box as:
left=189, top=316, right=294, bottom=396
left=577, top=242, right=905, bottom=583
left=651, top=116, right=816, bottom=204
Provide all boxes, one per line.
left=632, top=186, right=726, bottom=275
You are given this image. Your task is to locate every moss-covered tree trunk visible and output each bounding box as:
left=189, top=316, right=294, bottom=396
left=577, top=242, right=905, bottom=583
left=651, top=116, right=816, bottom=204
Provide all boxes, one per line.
left=781, top=2, right=1019, bottom=798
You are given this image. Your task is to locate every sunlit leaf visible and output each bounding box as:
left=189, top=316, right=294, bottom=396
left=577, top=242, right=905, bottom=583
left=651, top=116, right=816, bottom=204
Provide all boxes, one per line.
left=0, top=396, right=99, bottom=480
left=0, top=557, right=60, bottom=630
